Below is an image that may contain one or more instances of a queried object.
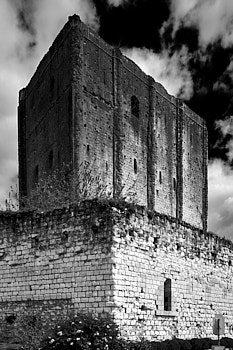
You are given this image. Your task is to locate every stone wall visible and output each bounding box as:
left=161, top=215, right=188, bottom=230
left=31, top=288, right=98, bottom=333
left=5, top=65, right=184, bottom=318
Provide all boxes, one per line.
left=18, top=14, right=208, bottom=231
left=0, top=201, right=233, bottom=341
left=111, top=205, right=233, bottom=340
left=18, top=20, right=74, bottom=197
left=0, top=201, right=115, bottom=329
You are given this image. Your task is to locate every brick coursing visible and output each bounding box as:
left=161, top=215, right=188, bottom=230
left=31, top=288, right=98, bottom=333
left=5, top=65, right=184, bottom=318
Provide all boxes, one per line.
left=111, top=205, right=233, bottom=340
left=0, top=202, right=115, bottom=330
left=0, top=202, right=233, bottom=341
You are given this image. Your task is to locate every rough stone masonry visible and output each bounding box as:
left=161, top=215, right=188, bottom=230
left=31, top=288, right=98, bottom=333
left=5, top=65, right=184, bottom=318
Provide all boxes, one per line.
left=0, top=201, right=233, bottom=340
left=0, top=14, right=229, bottom=341
left=18, top=14, right=208, bottom=231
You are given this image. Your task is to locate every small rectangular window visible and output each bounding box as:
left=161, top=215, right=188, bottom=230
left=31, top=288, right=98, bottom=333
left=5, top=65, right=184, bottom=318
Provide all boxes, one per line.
left=131, top=95, right=139, bottom=117
left=159, top=171, right=162, bottom=184
left=164, top=278, right=172, bottom=311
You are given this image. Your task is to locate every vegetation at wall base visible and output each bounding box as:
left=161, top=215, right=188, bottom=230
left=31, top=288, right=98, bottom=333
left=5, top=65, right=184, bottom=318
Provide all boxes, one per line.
left=38, top=312, right=129, bottom=350
left=3, top=310, right=233, bottom=350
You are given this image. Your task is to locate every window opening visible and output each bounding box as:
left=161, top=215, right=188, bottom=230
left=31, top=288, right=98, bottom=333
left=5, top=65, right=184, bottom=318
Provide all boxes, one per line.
left=48, top=150, right=53, bottom=169
left=131, top=95, right=139, bottom=117
left=134, top=158, right=137, bottom=174
left=164, top=278, right=172, bottom=311
left=173, top=178, right=176, bottom=190
left=159, top=171, right=162, bottom=184
left=50, top=76, right=55, bottom=92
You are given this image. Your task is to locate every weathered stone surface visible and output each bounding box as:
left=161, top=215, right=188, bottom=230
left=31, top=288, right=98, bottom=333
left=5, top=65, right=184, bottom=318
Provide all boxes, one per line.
left=18, top=14, right=208, bottom=231
left=0, top=202, right=232, bottom=341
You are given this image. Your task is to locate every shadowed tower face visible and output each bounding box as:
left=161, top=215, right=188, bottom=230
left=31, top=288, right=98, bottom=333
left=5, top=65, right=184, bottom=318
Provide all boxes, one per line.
left=18, top=14, right=208, bottom=230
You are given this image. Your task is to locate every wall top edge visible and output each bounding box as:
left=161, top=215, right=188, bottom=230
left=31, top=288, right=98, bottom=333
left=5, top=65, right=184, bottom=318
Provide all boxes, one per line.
left=0, top=199, right=230, bottom=248
left=17, top=13, right=206, bottom=128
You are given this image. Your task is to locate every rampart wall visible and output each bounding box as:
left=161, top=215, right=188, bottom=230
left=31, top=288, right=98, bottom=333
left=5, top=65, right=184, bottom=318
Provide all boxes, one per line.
left=0, top=202, right=114, bottom=327
left=0, top=201, right=233, bottom=341
left=112, top=205, right=233, bottom=340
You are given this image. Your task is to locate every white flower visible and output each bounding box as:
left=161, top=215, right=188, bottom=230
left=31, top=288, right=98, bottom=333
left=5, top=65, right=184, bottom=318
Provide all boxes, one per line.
left=76, top=329, right=83, bottom=334
left=49, top=339, right=55, bottom=344
left=57, top=331, right=63, bottom=336
left=67, top=338, right=71, bottom=342
left=76, top=337, right=80, bottom=341
left=70, top=342, right=74, bottom=346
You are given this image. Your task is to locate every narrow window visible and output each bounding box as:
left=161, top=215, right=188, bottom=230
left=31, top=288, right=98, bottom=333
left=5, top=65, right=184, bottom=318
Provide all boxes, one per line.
left=164, top=278, right=172, bottom=311
left=50, top=76, right=55, bottom=92
left=48, top=150, right=53, bottom=169
left=87, top=145, right=90, bottom=155
left=153, top=237, right=159, bottom=250
left=131, top=95, right=139, bottom=117
left=159, top=171, right=162, bottom=184
left=134, top=158, right=137, bottom=174
left=173, top=178, right=176, bottom=190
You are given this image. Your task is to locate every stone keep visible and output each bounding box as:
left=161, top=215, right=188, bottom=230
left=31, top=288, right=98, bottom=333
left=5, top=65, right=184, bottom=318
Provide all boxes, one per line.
left=4, top=13, right=228, bottom=342
left=18, top=14, right=208, bottom=231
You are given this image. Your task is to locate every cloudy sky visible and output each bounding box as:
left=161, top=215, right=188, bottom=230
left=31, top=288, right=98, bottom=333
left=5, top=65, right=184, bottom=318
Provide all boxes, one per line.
left=1, top=0, right=233, bottom=239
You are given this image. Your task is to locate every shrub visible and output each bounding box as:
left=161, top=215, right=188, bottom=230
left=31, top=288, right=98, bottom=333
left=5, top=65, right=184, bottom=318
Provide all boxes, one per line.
left=164, top=339, right=181, bottom=350
left=150, top=342, right=163, bottom=350
left=220, top=337, right=233, bottom=348
left=7, top=310, right=58, bottom=350
left=40, top=312, right=129, bottom=350
left=175, top=339, right=192, bottom=350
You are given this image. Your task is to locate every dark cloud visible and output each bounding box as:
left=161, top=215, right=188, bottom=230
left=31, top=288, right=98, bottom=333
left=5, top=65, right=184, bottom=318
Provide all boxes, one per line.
left=184, top=44, right=233, bottom=159
left=93, top=0, right=171, bottom=50
left=10, top=0, right=35, bottom=32
left=162, top=22, right=199, bottom=53
left=9, top=0, right=37, bottom=50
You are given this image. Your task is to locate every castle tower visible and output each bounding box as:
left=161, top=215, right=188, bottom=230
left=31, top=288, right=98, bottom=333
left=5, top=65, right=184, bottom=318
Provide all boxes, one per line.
left=18, top=14, right=208, bottom=230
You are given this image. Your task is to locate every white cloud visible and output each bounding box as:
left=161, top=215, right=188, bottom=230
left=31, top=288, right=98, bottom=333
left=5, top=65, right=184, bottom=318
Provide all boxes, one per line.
left=123, top=46, right=193, bottom=99
left=215, top=116, right=233, bottom=161
left=208, top=159, right=233, bottom=240
left=169, top=0, right=199, bottom=34
left=106, top=0, right=125, bottom=6
left=171, top=0, right=233, bottom=48
left=32, top=0, right=99, bottom=62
